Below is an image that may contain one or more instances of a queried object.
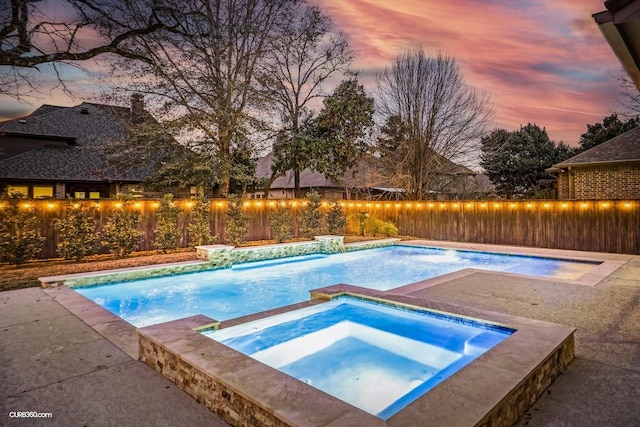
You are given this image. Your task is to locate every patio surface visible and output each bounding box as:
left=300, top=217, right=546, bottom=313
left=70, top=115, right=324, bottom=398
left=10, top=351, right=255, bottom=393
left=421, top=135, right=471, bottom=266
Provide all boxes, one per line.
left=1, top=241, right=639, bottom=426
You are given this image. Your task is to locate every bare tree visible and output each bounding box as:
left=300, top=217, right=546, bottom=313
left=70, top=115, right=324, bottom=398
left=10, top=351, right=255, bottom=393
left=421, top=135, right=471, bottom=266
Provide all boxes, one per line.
left=374, top=49, right=493, bottom=200
left=259, top=4, right=352, bottom=197
left=107, top=0, right=300, bottom=196
left=615, top=71, right=640, bottom=117
left=0, top=0, right=175, bottom=98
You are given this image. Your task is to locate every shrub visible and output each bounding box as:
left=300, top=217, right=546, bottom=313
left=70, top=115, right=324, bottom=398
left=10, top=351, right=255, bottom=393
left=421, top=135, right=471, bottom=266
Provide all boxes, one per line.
left=352, top=212, right=369, bottom=236
left=54, top=201, right=100, bottom=261
left=154, top=194, right=182, bottom=252
left=326, top=201, right=346, bottom=235
left=366, top=216, right=399, bottom=237
left=269, top=202, right=293, bottom=243
left=224, top=195, right=248, bottom=246
left=347, top=213, right=399, bottom=237
left=101, top=194, right=144, bottom=257
left=188, top=195, right=217, bottom=247
left=0, top=193, right=44, bottom=265
left=300, top=191, right=325, bottom=238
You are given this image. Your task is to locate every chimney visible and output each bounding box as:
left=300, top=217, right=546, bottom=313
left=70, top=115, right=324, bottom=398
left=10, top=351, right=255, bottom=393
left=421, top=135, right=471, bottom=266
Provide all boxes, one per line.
left=130, top=93, right=144, bottom=124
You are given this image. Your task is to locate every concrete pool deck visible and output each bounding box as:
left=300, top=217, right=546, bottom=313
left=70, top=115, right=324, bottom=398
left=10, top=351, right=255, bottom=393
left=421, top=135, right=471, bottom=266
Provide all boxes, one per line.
left=1, top=241, right=639, bottom=426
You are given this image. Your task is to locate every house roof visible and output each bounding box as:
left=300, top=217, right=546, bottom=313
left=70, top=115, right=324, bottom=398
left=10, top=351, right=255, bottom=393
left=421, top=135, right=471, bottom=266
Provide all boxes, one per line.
left=593, top=0, right=640, bottom=90
left=256, top=151, right=475, bottom=191
left=553, top=126, right=640, bottom=168
left=0, top=102, right=158, bottom=183
left=256, top=152, right=345, bottom=189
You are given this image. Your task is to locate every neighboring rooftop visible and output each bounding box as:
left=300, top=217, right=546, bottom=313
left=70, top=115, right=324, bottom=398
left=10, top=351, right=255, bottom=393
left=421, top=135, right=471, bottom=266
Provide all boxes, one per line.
left=553, top=125, right=640, bottom=167
left=0, top=100, right=159, bottom=183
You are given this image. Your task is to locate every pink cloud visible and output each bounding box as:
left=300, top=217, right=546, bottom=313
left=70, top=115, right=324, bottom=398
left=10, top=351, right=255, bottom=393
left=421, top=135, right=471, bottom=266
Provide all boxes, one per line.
left=316, top=0, right=623, bottom=144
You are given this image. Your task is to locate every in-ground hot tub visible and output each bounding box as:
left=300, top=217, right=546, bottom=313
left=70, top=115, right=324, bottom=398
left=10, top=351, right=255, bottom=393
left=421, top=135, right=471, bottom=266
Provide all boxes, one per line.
left=203, top=296, right=515, bottom=419
left=138, top=288, right=575, bottom=427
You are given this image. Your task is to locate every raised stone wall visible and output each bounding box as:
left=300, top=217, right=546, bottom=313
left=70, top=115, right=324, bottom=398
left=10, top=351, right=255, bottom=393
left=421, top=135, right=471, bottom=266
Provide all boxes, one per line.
left=477, top=335, right=575, bottom=427
left=41, top=237, right=399, bottom=288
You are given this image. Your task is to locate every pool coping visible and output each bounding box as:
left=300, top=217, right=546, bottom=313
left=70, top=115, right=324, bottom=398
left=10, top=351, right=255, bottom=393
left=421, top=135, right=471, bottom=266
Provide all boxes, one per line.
left=136, top=286, right=575, bottom=427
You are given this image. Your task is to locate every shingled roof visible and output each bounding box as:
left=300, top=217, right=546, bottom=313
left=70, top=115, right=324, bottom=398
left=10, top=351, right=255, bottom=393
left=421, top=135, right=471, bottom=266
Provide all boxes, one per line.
left=256, top=150, right=475, bottom=191
left=553, top=126, right=640, bottom=167
left=0, top=102, right=159, bottom=182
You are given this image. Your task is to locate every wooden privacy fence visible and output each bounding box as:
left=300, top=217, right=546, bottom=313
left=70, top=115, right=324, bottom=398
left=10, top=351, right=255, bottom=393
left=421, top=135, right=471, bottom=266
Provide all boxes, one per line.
left=6, top=198, right=640, bottom=258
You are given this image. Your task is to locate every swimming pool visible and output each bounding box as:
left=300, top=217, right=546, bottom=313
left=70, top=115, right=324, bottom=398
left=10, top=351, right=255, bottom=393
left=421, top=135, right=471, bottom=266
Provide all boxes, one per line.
left=76, top=245, right=597, bottom=327
left=204, top=296, right=515, bottom=419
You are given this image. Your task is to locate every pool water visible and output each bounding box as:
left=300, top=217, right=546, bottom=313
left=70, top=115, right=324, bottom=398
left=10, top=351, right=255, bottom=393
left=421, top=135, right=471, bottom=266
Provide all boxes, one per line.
left=76, top=245, right=596, bottom=327
left=204, top=297, right=515, bottom=418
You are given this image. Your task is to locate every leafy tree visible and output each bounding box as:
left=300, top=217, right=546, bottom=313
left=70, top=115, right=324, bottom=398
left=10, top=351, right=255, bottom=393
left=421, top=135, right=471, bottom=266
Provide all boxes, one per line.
left=578, top=113, right=640, bottom=151
left=0, top=0, right=175, bottom=98
left=299, top=191, right=325, bottom=238
left=269, top=202, right=293, bottom=243
left=101, top=194, right=144, bottom=257
left=480, top=124, right=557, bottom=198
left=307, top=79, right=375, bottom=182
left=224, top=195, right=248, bottom=246
left=153, top=194, right=182, bottom=253
left=54, top=201, right=100, bottom=261
left=188, top=196, right=216, bottom=247
left=262, top=4, right=352, bottom=197
left=0, top=193, right=44, bottom=265
left=375, top=49, right=493, bottom=199
left=326, top=201, right=346, bottom=235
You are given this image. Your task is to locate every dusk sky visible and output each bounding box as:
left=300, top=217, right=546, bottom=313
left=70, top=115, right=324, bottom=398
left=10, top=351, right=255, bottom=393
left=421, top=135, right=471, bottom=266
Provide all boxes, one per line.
left=0, top=0, right=626, bottom=145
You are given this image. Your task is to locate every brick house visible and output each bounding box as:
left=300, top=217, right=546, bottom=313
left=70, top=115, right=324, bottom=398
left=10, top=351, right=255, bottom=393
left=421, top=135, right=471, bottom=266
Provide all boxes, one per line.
left=547, top=126, right=640, bottom=199
left=0, top=95, right=174, bottom=199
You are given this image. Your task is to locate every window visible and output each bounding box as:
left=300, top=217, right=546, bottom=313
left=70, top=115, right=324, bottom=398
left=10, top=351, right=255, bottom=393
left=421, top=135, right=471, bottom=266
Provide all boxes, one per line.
left=6, top=185, right=28, bottom=197
left=74, top=192, right=86, bottom=199
left=89, top=192, right=100, bottom=199
left=33, top=186, right=54, bottom=198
